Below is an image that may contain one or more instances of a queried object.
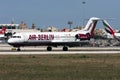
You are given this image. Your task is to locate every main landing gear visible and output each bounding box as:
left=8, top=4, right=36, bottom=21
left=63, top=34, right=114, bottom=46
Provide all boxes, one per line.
left=63, top=46, right=68, bottom=51
left=47, top=46, right=68, bottom=51
left=11, top=46, right=69, bottom=51
left=17, top=47, right=21, bottom=51
left=47, top=46, right=52, bottom=51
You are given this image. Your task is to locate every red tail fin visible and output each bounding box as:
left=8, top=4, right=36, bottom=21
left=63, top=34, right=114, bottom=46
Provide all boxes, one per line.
left=82, top=17, right=99, bottom=38
left=0, top=27, right=6, bottom=34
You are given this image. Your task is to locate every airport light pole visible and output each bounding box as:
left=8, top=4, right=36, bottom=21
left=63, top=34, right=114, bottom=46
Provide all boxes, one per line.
left=68, top=21, right=73, bottom=31
left=82, top=1, right=86, bottom=27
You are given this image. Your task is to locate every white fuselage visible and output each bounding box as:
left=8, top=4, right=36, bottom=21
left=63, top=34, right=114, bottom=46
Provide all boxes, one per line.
left=27, top=32, right=76, bottom=42
left=8, top=31, right=90, bottom=47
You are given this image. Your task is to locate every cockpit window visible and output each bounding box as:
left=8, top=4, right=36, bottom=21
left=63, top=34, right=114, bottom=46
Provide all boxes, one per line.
left=12, top=36, right=21, bottom=38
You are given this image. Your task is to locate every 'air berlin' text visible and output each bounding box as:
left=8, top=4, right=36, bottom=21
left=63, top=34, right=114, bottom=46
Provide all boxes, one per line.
left=28, top=34, right=54, bottom=40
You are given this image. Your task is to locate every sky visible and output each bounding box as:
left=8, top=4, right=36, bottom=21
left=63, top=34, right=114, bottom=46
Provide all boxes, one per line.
left=0, top=0, right=120, bottom=29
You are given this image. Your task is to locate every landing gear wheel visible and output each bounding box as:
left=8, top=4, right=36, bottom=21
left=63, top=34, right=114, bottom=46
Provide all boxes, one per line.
left=63, top=46, right=68, bottom=51
left=17, top=48, right=21, bottom=51
left=47, top=46, right=52, bottom=51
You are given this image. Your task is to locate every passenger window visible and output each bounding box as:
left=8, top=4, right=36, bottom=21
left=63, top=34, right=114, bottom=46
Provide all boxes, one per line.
left=18, top=36, right=21, bottom=38
left=12, top=36, right=21, bottom=38
left=12, top=36, right=16, bottom=38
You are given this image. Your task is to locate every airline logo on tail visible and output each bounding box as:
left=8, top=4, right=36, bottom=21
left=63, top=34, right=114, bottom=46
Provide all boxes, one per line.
left=102, top=20, right=115, bottom=36
left=0, top=27, right=6, bottom=34
left=75, top=17, right=99, bottom=40
left=102, top=20, right=120, bottom=42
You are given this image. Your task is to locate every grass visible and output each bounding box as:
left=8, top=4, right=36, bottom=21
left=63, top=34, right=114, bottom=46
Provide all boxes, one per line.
left=0, top=54, right=120, bottom=80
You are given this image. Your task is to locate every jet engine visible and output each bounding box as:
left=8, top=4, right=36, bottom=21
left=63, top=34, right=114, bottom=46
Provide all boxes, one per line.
left=75, top=33, right=91, bottom=40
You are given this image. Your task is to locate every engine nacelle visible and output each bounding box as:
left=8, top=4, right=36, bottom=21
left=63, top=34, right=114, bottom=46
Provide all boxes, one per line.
left=75, top=33, right=91, bottom=40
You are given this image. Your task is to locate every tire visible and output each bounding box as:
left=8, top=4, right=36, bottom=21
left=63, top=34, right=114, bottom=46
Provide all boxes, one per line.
left=17, top=48, right=21, bottom=51
left=47, top=46, right=52, bottom=51
left=63, top=46, right=68, bottom=51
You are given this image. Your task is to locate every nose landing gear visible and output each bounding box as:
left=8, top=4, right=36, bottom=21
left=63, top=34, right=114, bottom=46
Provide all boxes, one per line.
left=11, top=47, right=21, bottom=51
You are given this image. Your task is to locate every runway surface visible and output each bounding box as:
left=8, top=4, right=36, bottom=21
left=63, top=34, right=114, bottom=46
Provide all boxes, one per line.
left=0, top=43, right=120, bottom=55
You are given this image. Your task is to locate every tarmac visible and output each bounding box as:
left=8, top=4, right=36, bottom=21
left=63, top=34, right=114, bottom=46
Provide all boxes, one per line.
left=0, top=43, right=120, bottom=55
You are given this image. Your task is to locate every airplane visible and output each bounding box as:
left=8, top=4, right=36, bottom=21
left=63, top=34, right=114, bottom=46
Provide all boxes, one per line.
left=0, top=28, right=6, bottom=37
left=8, top=17, right=100, bottom=51
left=0, top=27, right=7, bottom=43
left=0, top=27, right=6, bottom=37
left=102, top=20, right=120, bottom=42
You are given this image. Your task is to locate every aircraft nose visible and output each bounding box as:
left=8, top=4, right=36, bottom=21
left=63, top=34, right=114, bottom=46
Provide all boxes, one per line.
left=8, top=39, right=14, bottom=44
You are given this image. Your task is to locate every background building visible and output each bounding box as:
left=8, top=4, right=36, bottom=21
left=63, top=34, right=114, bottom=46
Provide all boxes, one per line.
left=0, top=24, right=19, bottom=29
